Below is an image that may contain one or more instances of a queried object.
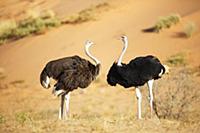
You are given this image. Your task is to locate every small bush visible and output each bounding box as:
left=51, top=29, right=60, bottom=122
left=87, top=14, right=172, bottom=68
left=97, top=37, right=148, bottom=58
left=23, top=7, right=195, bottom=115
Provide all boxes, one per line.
left=183, top=22, right=197, bottom=38
left=0, top=3, right=109, bottom=44
left=166, top=53, right=186, bottom=66
left=154, top=68, right=200, bottom=120
left=0, top=20, right=17, bottom=44
left=143, top=14, right=181, bottom=33
left=0, top=10, right=60, bottom=44
left=155, top=14, right=181, bottom=32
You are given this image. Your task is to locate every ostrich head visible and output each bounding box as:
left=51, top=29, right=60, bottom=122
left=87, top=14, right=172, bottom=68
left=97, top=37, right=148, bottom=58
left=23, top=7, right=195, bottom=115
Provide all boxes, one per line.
left=120, top=35, right=128, bottom=44
left=117, top=35, right=128, bottom=66
left=85, top=40, right=94, bottom=48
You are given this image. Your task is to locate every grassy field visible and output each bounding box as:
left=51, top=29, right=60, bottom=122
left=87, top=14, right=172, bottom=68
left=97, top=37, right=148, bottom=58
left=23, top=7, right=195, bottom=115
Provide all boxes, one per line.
left=0, top=0, right=200, bottom=133
left=0, top=65, right=200, bottom=133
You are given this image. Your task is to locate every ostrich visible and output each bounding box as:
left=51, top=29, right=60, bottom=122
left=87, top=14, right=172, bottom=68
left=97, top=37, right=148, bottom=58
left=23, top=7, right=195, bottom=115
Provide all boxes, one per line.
left=107, top=35, right=169, bottom=119
left=40, top=40, right=100, bottom=120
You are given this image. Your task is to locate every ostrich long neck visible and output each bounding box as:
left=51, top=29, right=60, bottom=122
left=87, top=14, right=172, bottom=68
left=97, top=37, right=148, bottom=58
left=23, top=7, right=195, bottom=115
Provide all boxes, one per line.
left=117, top=39, right=128, bottom=66
left=85, top=45, right=100, bottom=65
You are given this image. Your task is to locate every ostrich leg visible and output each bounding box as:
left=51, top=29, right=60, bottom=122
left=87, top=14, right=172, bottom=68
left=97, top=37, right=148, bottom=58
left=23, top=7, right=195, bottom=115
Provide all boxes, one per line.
left=64, top=92, right=71, bottom=119
left=135, top=87, right=142, bottom=119
left=59, top=94, right=65, bottom=120
left=147, top=79, right=154, bottom=117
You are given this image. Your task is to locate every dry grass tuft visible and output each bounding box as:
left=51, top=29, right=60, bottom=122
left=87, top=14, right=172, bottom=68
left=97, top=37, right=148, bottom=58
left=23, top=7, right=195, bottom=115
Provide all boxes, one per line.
left=61, top=2, right=109, bottom=24
left=0, top=3, right=110, bottom=45
left=154, top=67, right=200, bottom=121
left=0, top=10, right=61, bottom=44
left=142, top=14, right=181, bottom=33
left=166, top=53, right=186, bottom=66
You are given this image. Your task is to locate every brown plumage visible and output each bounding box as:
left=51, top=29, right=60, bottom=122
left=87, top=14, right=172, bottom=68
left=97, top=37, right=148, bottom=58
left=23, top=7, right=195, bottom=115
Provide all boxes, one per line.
left=40, top=55, right=100, bottom=93
left=40, top=40, right=100, bottom=120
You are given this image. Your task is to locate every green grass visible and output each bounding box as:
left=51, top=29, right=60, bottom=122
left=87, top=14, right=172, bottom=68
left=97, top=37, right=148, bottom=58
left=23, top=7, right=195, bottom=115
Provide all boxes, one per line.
left=0, top=10, right=61, bottom=44
left=0, top=3, right=109, bottom=45
left=0, top=20, right=17, bottom=44
left=153, top=14, right=181, bottom=32
left=15, top=112, right=31, bottom=125
left=166, top=53, right=186, bottom=66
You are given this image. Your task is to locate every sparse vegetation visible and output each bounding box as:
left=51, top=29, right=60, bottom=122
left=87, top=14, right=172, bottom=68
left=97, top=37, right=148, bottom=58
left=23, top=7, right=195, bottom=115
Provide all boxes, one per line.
left=166, top=53, right=186, bottom=66
left=143, top=14, right=181, bottom=33
left=15, top=112, right=31, bottom=125
left=0, top=10, right=61, bottom=44
left=0, top=20, right=17, bottom=44
left=155, top=14, right=180, bottom=31
left=183, top=22, right=197, bottom=38
left=61, top=9, right=95, bottom=24
left=0, top=114, right=5, bottom=124
left=154, top=67, right=200, bottom=121
left=61, top=2, right=109, bottom=24
left=0, top=3, right=109, bottom=45
left=188, top=65, right=200, bottom=77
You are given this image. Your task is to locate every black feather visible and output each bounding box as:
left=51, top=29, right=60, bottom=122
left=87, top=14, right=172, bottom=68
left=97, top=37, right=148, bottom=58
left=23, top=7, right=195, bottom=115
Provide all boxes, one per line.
left=107, top=55, right=166, bottom=88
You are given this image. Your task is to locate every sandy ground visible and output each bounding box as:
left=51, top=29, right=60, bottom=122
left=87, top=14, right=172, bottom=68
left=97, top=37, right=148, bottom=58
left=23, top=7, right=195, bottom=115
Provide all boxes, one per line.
left=0, top=0, right=200, bottom=132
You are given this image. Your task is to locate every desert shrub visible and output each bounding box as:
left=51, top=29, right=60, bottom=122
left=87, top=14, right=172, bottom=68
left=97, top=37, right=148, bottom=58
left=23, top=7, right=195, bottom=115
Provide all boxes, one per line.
left=62, top=2, right=109, bottom=24
left=0, top=10, right=60, bottom=44
left=166, top=53, right=186, bottom=66
left=143, top=14, right=181, bottom=33
left=62, top=7, right=95, bottom=24
left=154, top=67, right=200, bottom=120
left=155, top=14, right=181, bottom=32
left=183, top=22, right=197, bottom=38
left=0, top=3, right=109, bottom=44
left=0, top=20, right=17, bottom=44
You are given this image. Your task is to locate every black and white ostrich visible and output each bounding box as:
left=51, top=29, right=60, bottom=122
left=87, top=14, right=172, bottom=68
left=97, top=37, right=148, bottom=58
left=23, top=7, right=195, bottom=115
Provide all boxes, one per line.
left=40, top=40, right=100, bottom=120
left=107, top=35, right=169, bottom=119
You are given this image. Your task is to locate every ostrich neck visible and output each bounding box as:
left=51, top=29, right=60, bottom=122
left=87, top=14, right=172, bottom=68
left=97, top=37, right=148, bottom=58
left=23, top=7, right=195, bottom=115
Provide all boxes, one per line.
left=117, top=40, right=128, bottom=66
left=85, top=45, right=100, bottom=65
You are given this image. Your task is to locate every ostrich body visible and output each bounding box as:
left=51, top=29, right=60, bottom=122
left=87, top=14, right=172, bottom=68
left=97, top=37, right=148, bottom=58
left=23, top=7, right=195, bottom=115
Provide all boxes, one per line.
left=107, top=36, right=169, bottom=119
left=40, top=40, right=100, bottom=120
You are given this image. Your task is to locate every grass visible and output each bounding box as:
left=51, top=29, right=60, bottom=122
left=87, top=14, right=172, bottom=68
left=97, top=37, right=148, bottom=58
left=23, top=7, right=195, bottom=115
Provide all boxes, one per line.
left=0, top=3, right=109, bottom=45
left=61, top=2, right=109, bottom=24
left=0, top=10, right=60, bottom=44
left=155, top=14, right=180, bottom=31
left=154, top=67, right=200, bottom=121
left=166, top=53, right=186, bottom=66
left=0, top=114, right=5, bottom=124
left=15, top=112, right=32, bottom=126
left=183, top=22, right=197, bottom=38
left=0, top=66, right=200, bottom=132
left=0, top=20, right=17, bottom=44
left=188, top=65, right=200, bottom=77
left=142, top=14, right=181, bottom=33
